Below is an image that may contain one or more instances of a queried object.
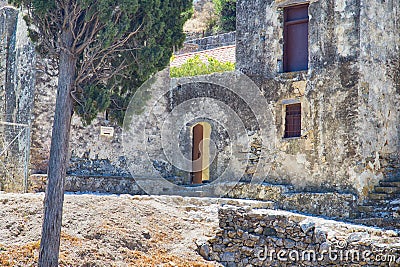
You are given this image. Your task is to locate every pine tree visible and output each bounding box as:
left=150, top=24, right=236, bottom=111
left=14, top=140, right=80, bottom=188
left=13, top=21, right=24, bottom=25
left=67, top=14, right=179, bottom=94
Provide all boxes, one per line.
left=8, top=0, right=192, bottom=265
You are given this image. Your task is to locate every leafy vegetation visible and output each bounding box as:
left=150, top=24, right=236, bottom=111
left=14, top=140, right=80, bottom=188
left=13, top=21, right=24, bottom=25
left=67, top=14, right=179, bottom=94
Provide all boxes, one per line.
left=170, top=55, right=235, bottom=77
left=213, top=0, right=236, bottom=32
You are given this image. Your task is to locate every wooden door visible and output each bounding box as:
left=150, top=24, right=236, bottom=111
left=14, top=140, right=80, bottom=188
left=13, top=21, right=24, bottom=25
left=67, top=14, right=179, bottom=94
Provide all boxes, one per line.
left=192, top=124, right=203, bottom=184
left=284, top=4, right=309, bottom=72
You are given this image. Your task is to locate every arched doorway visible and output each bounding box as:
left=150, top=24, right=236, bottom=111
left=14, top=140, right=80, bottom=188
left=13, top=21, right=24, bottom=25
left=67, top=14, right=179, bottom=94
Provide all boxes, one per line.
left=191, top=122, right=211, bottom=184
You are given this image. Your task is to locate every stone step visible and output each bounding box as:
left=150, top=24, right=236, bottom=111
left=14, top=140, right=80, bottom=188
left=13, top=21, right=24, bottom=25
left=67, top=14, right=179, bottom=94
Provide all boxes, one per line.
left=379, top=181, right=400, bottom=187
left=352, top=217, right=400, bottom=230
left=375, top=186, right=400, bottom=194
left=359, top=204, right=400, bottom=212
left=364, top=198, right=400, bottom=205
left=357, top=201, right=400, bottom=219
left=358, top=211, right=398, bottom=219
left=383, top=169, right=400, bottom=181
left=362, top=204, right=400, bottom=213
left=358, top=205, right=381, bottom=213
left=368, top=193, right=400, bottom=201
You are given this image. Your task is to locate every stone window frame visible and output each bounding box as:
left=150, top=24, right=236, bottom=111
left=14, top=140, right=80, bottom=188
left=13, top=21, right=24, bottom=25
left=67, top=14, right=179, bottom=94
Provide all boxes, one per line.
left=275, top=0, right=310, bottom=8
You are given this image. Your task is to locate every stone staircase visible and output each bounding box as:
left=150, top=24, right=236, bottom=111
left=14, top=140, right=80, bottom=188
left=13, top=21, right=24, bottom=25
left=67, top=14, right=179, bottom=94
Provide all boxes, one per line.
left=355, top=179, right=400, bottom=230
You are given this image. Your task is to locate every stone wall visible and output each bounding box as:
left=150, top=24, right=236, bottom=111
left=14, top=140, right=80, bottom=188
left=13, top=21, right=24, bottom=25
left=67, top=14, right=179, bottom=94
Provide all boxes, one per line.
left=122, top=70, right=277, bottom=190
left=200, top=206, right=400, bottom=266
left=235, top=0, right=400, bottom=198
left=356, top=1, right=400, bottom=185
left=31, top=56, right=129, bottom=176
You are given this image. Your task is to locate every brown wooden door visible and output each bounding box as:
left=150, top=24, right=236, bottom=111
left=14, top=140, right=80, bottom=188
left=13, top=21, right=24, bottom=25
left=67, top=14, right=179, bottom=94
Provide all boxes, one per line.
left=192, top=124, right=203, bottom=184
left=284, top=4, right=309, bottom=72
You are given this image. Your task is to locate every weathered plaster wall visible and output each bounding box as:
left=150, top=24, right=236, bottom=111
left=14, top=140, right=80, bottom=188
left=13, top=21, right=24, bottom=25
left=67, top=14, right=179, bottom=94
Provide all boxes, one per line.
left=236, top=0, right=400, bottom=197
left=354, top=0, right=400, bottom=194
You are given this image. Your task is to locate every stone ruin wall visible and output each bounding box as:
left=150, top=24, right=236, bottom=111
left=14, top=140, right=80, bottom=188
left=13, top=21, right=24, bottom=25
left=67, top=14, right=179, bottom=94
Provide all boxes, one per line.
left=236, top=0, right=400, bottom=198
left=199, top=206, right=400, bottom=266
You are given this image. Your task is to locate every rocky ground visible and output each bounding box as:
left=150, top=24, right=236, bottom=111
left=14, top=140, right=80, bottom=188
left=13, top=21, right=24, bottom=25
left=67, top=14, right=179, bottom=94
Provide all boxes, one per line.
left=0, top=193, right=272, bottom=266
left=0, top=193, right=227, bottom=266
left=0, top=193, right=399, bottom=267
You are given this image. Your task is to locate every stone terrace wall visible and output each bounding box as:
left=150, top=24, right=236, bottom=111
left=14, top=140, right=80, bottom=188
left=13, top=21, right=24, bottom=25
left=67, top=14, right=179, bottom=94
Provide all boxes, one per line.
left=200, top=206, right=400, bottom=267
left=180, top=31, right=236, bottom=53
left=226, top=183, right=358, bottom=219
left=29, top=174, right=144, bottom=195
left=27, top=173, right=358, bottom=222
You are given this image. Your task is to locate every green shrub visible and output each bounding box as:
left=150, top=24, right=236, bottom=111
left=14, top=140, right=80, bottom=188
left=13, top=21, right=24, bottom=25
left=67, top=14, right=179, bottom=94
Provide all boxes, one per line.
left=170, top=55, right=235, bottom=77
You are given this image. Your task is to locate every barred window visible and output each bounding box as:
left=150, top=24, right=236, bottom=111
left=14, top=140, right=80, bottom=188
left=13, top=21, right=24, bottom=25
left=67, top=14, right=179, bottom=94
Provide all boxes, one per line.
left=284, top=103, right=301, bottom=138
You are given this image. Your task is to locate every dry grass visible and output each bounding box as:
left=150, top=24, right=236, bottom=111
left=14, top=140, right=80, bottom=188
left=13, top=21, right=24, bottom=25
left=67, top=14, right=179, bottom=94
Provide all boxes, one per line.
left=0, top=241, right=40, bottom=266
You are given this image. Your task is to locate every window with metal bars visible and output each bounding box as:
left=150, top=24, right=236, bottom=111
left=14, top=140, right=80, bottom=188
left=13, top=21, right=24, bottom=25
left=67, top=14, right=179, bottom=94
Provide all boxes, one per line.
left=284, top=103, right=301, bottom=138
left=283, top=4, right=309, bottom=72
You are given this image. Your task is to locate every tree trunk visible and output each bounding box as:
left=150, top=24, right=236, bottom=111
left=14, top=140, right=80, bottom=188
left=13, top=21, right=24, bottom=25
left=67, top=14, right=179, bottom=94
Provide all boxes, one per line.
left=38, top=30, right=76, bottom=267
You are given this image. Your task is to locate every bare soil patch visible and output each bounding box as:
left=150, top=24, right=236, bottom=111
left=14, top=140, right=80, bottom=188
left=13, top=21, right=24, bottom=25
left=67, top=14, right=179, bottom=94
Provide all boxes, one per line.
left=0, top=193, right=223, bottom=266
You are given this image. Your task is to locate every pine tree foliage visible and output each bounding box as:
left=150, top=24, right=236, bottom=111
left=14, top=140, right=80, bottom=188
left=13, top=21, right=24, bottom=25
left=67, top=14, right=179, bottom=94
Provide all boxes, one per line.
left=10, top=0, right=193, bottom=124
